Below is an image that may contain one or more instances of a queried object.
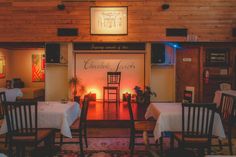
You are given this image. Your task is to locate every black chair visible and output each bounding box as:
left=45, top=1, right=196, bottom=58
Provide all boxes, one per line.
left=217, top=93, right=236, bottom=155
left=103, top=72, right=121, bottom=105
left=0, top=92, right=6, bottom=119
left=171, top=103, right=216, bottom=157
left=4, top=101, right=54, bottom=157
left=127, top=95, right=162, bottom=157
left=0, top=92, right=7, bottom=146
left=60, top=95, right=90, bottom=157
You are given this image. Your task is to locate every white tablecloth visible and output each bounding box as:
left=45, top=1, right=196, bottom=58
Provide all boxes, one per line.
left=145, top=102, right=226, bottom=141
left=213, top=90, right=236, bottom=107
left=0, top=88, right=23, bottom=101
left=0, top=101, right=81, bottom=138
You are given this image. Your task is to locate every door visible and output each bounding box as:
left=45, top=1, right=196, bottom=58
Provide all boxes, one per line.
left=176, top=47, right=200, bottom=102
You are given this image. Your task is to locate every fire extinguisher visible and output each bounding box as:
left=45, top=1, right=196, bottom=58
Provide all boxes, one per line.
left=204, top=70, right=209, bottom=84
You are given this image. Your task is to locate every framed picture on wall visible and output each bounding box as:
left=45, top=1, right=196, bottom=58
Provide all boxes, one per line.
left=90, top=6, right=128, bottom=35
left=206, top=48, right=230, bottom=67
left=0, top=56, right=6, bottom=79
left=32, top=54, right=45, bottom=82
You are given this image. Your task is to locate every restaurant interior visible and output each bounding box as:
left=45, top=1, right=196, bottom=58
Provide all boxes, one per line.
left=0, top=0, right=236, bottom=157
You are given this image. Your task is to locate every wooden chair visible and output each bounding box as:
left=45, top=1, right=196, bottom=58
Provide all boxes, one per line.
left=60, top=95, right=90, bottom=157
left=103, top=72, right=121, bottom=105
left=171, top=103, right=216, bottom=157
left=127, top=95, right=162, bottom=157
left=0, top=92, right=7, bottom=146
left=217, top=93, right=236, bottom=155
left=3, top=101, right=55, bottom=157
left=0, top=92, right=6, bottom=119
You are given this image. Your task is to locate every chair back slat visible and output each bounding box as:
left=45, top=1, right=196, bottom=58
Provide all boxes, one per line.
left=79, top=95, right=90, bottom=129
left=107, top=72, right=121, bottom=86
left=23, top=105, right=28, bottom=133
left=0, top=92, right=6, bottom=119
left=127, top=95, right=135, bottom=130
left=4, top=101, right=38, bottom=137
left=219, top=93, right=235, bottom=123
left=182, top=103, right=216, bottom=140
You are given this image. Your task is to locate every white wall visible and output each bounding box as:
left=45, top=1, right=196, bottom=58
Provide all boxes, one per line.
left=9, top=49, right=45, bottom=88
left=151, top=65, right=175, bottom=102
left=45, top=65, right=68, bottom=101
left=150, top=45, right=176, bottom=102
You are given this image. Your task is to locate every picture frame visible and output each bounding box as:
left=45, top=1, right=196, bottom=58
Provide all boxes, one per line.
left=90, top=6, right=128, bottom=35
left=205, top=48, right=230, bottom=67
left=0, top=56, right=5, bottom=79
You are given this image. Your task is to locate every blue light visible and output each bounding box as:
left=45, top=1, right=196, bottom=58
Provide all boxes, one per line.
left=165, top=42, right=181, bottom=48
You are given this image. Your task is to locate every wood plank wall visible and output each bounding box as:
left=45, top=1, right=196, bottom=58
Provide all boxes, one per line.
left=0, top=0, right=235, bottom=42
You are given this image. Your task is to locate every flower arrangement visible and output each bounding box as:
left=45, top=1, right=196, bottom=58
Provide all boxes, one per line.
left=134, top=86, right=156, bottom=105
left=69, top=77, right=85, bottom=101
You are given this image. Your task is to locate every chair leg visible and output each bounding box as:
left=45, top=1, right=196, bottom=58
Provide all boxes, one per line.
left=4, top=134, right=8, bottom=147
left=218, top=139, right=223, bottom=150
left=84, top=126, right=88, bottom=148
left=207, top=145, right=212, bottom=155
left=170, top=133, right=174, bottom=150
left=60, top=134, right=63, bottom=147
left=159, top=136, right=163, bottom=157
left=129, top=131, right=135, bottom=156
left=79, top=132, right=84, bottom=157
left=199, top=147, right=205, bottom=157
left=8, top=142, right=13, bottom=157
left=228, top=131, right=233, bottom=155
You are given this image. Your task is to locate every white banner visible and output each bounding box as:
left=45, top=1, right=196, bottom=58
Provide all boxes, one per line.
left=75, top=53, right=144, bottom=99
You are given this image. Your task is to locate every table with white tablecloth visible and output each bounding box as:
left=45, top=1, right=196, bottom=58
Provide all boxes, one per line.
left=0, top=101, right=81, bottom=138
left=145, top=102, right=226, bottom=141
left=213, top=90, right=236, bottom=107
left=0, top=88, right=23, bottom=101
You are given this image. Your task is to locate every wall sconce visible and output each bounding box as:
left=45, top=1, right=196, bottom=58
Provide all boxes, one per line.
left=162, top=3, right=170, bottom=11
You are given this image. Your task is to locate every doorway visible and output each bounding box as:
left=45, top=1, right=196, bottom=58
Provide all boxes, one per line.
left=176, top=47, right=200, bottom=102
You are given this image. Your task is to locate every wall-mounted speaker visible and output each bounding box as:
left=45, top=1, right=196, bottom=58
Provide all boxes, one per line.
left=166, top=28, right=188, bottom=37
left=57, top=28, right=78, bottom=36
left=46, top=43, right=60, bottom=63
left=151, top=43, right=165, bottom=64
left=233, top=28, right=236, bottom=37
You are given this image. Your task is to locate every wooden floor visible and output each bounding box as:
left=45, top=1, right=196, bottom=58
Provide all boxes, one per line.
left=86, top=101, right=147, bottom=127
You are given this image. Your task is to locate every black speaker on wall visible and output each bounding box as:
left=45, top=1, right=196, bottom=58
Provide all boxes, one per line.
left=151, top=43, right=165, bottom=64
left=45, top=43, right=60, bottom=63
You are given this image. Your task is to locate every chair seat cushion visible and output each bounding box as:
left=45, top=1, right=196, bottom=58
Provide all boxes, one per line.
left=134, top=121, right=156, bottom=131
left=70, top=117, right=80, bottom=129
left=173, top=132, right=209, bottom=144
left=12, top=128, right=53, bottom=144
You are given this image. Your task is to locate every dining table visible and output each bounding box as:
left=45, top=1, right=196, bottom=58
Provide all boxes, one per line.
left=0, top=101, right=81, bottom=138
left=0, top=88, right=23, bottom=101
left=213, top=90, right=236, bottom=107
left=145, top=102, right=226, bottom=141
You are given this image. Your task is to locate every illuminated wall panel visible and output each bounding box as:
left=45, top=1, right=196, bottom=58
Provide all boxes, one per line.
left=75, top=53, right=144, bottom=99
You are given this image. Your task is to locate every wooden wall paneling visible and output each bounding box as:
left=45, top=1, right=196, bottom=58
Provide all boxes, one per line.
left=0, top=0, right=235, bottom=42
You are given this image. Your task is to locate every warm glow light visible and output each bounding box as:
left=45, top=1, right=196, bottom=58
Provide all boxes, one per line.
left=86, top=88, right=101, bottom=100
left=122, top=89, right=133, bottom=95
